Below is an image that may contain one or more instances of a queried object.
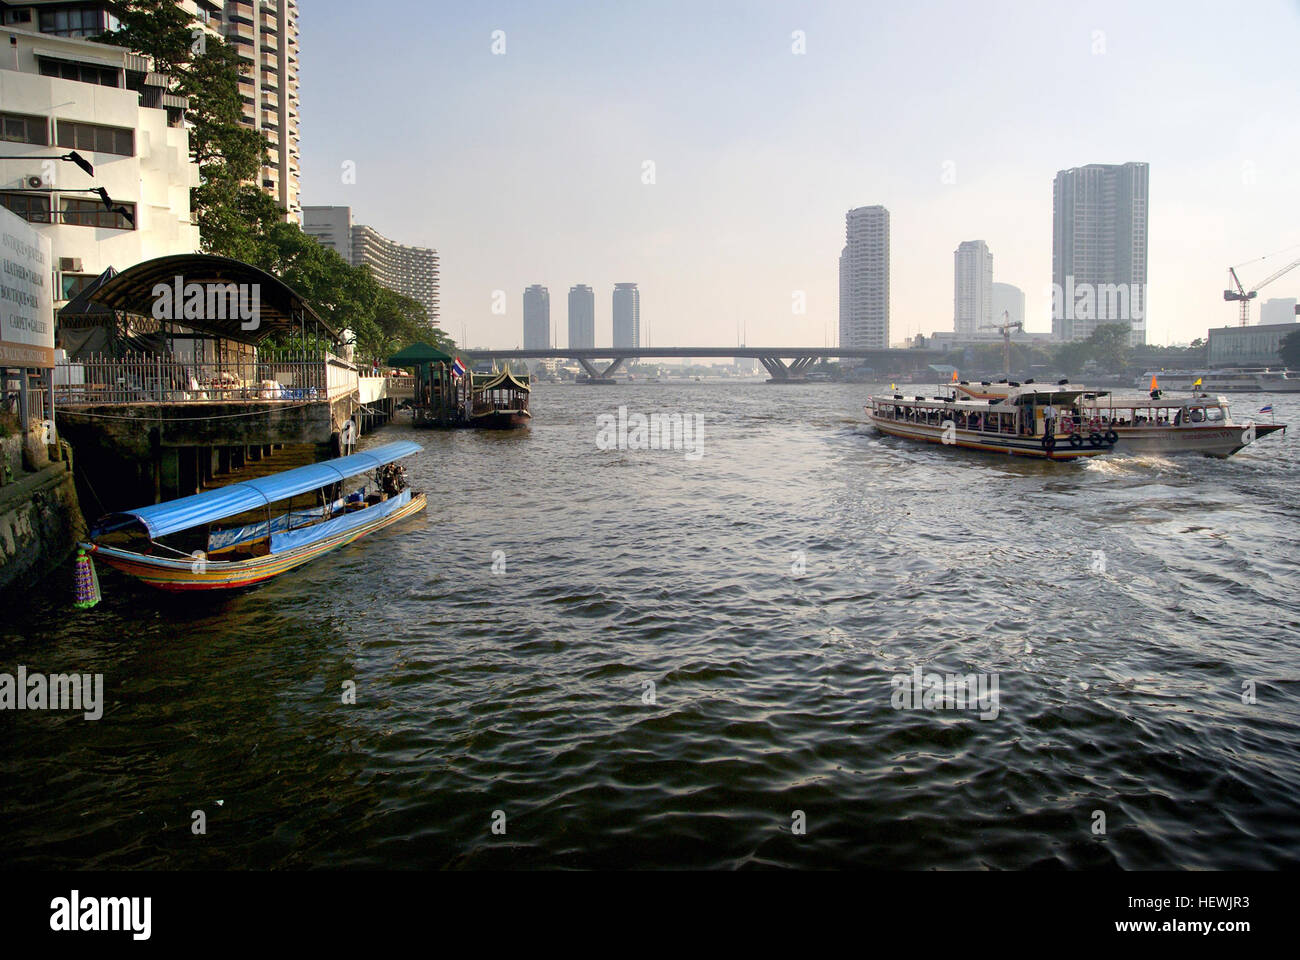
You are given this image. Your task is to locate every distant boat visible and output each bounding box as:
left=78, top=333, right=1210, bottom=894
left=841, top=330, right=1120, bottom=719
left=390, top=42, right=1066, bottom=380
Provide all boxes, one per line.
left=1138, top=367, right=1300, bottom=393
left=84, top=442, right=426, bottom=592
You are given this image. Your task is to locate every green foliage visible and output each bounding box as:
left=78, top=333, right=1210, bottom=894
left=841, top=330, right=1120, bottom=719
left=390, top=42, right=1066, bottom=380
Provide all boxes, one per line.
left=1280, top=331, right=1300, bottom=368
left=1087, top=323, right=1130, bottom=371
left=96, top=2, right=281, bottom=253
left=94, top=3, right=449, bottom=363
left=1053, top=341, right=1091, bottom=376
left=249, top=223, right=453, bottom=362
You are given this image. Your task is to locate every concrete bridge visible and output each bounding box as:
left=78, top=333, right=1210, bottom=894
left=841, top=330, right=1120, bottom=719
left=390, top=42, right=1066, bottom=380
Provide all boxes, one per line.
left=467, top=347, right=946, bottom=382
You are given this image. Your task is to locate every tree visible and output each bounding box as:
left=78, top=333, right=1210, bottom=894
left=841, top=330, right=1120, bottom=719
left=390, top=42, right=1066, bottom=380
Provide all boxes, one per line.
left=96, top=2, right=282, bottom=254
left=1054, top=341, right=1090, bottom=376
left=1280, top=330, right=1300, bottom=368
left=1086, top=323, right=1130, bottom=373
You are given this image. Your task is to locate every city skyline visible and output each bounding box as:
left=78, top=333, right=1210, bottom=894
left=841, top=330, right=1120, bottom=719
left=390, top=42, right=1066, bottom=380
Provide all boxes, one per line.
left=298, top=1, right=1300, bottom=347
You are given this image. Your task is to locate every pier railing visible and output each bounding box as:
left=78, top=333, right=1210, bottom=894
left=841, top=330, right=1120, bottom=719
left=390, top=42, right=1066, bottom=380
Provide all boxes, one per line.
left=53, top=353, right=359, bottom=405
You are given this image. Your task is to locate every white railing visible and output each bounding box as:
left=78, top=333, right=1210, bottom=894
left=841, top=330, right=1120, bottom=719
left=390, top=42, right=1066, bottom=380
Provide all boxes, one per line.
left=53, top=353, right=351, bottom=404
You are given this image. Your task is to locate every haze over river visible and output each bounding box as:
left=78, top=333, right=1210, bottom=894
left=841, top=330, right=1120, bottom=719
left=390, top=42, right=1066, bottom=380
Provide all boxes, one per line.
left=5, top=382, right=1299, bottom=869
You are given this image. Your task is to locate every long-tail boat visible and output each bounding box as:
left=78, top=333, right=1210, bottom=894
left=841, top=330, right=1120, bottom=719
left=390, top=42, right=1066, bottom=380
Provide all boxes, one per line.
left=466, top=369, right=531, bottom=429
left=83, top=441, right=426, bottom=592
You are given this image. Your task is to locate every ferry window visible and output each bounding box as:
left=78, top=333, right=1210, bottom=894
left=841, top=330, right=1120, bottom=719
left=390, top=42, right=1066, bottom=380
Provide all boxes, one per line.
left=1, top=112, right=49, bottom=146
left=1204, top=407, right=1224, bottom=422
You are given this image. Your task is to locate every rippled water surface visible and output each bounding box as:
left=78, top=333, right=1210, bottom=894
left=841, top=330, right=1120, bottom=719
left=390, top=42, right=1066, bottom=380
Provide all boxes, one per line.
left=5, top=383, right=1300, bottom=869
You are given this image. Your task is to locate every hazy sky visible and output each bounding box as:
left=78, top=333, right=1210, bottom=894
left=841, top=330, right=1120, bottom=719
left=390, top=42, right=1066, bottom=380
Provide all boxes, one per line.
left=299, top=0, right=1300, bottom=349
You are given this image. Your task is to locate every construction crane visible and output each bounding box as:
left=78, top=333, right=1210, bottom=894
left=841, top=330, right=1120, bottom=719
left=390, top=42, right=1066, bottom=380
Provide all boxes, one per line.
left=980, top=311, right=1024, bottom=378
left=1225, top=254, right=1300, bottom=326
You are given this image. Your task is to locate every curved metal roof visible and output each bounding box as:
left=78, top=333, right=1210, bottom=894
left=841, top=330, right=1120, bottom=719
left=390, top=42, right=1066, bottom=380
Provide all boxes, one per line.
left=95, top=441, right=422, bottom=539
left=84, top=254, right=336, bottom=344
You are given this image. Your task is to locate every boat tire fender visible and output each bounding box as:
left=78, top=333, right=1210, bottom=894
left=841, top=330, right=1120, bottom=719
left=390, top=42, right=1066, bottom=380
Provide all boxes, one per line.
left=1041, top=434, right=1056, bottom=451
left=1088, top=432, right=1103, bottom=448
left=1068, top=433, right=1083, bottom=449
left=1104, top=429, right=1119, bottom=445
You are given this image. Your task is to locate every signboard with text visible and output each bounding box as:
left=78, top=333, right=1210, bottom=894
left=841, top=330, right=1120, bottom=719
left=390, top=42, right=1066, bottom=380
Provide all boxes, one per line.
left=0, top=206, right=55, bottom=368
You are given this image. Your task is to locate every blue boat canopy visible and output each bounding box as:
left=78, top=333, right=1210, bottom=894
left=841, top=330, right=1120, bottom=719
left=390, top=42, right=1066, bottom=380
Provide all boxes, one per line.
left=95, top=441, right=422, bottom=540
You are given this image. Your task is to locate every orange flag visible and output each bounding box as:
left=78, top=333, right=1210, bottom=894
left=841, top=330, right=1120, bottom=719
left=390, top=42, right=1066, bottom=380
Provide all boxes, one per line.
left=1150, top=375, right=1158, bottom=391
left=951, top=370, right=959, bottom=382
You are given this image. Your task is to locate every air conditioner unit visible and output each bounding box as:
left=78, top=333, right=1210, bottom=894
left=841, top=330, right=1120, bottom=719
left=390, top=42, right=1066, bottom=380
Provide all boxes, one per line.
left=59, top=257, right=82, bottom=272
left=26, top=175, right=44, bottom=189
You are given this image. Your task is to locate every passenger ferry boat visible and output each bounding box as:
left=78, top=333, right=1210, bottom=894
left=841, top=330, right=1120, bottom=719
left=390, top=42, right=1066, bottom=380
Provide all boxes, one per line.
left=866, top=381, right=1115, bottom=461
left=954, top=381, right=1288, bottom=457
left=1137, top=367, right=1300, bottom=393
left=1078, top=391, right=1286, bottom=457
left=84, top=441, right=427, bottom=592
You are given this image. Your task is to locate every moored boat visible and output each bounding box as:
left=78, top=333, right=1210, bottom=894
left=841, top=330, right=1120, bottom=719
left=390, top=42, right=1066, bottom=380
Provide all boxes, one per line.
left=466, top=369, right=531, bottom=429
left=867, top=381, right=1115, bottom=460
left=84, top=441, right=427, bottom=592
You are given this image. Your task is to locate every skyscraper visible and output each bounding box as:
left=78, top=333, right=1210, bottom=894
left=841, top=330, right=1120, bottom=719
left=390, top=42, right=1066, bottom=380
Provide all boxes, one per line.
left=838, top=206, right=890, bottom=349
left=1052, top=162, right=1149, bottom=345
left=613, top=283, right=640, bottom=349
left=954, top=240, right=993, bottom=336
left=225, top=0, right=301, bottom=220
left=523, top=285, right=550, bottom=349
left=992, top=282, right=1026, bottom=329
left=7, top=1, right=302, bottom=219
left=303, top=206, right=439, bottom=322
left=568, top=285, right=595, bottom=349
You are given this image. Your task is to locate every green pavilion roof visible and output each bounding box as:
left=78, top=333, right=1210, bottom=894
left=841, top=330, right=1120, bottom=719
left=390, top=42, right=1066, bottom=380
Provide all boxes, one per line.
left=387, top=342, right=454, bottom=366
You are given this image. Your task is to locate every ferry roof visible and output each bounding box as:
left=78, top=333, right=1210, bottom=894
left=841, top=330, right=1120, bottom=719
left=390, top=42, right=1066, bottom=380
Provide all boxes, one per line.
left=94, top=441, right=422, bottom=540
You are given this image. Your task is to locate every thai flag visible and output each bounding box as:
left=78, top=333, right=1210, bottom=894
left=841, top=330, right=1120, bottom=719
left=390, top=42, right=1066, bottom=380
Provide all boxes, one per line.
left=1260, top=404, right=1273, bottom=414
left=451, top=357, right=466, bottom=378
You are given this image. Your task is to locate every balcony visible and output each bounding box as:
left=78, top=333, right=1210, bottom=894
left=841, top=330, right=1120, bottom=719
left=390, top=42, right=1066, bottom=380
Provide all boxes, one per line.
left=54, top=354, right=358, bottom=405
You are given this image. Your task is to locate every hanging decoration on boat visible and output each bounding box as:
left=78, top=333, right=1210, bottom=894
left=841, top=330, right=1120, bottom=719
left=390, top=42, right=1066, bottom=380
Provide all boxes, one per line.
left=72, top=547, right=101, bottom=609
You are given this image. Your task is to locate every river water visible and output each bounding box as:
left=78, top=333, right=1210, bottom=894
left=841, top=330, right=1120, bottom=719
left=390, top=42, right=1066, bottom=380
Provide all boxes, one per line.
left=4, top=382, right=1299, bottom=869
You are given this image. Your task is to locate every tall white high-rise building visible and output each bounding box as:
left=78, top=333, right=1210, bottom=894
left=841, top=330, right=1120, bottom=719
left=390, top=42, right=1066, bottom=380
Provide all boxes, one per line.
left=1052, top=162, right=1149, bottom=345
left=1260, top=297, right=1298, bottom=326
left=954, top=240, right=993, bottom=336
left=568, top=284, right=594, bottom=349
left=523, top=284, right=550, bottom=349
left=838, top=205, right=890, bottom=349
left=992, top=282, right=1025, bottom=329
left=612, top=283, right=640, bottom=349
left=303, top=205, right=439, bottom=322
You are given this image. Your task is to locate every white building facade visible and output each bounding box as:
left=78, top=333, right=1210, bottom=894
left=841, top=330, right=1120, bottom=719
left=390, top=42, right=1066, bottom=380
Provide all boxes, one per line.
left=523, top=284, right=549, bottom=349
left=0, top=27, right=200, bottom=309
left=568, top=284, right=594, bottom=349
left=954, top=239, right=992, bottom=336
left=612, top=282, right=639, bottom=349
left=838, top=205, right=890, bottom=349
left=1260, top=297, right=1298, bottom=326
left=992, top=281, right=1025, bottom=329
